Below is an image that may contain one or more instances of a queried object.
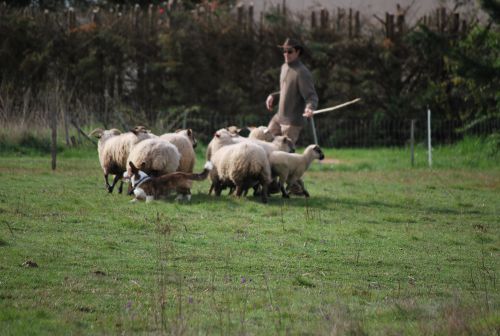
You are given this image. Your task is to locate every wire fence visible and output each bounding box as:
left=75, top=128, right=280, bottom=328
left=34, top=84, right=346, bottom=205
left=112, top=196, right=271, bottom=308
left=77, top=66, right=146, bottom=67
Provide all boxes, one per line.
left=188, top=114, right=500, bottom=148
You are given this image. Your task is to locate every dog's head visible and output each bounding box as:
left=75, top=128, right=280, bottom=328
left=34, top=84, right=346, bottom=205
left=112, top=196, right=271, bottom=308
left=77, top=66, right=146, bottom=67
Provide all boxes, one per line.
left=127, top=162, right=151, bottom=196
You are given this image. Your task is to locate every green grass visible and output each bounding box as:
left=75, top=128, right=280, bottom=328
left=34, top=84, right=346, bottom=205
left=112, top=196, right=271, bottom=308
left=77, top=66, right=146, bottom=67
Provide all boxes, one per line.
left=0, top=138, right=499, bottom=335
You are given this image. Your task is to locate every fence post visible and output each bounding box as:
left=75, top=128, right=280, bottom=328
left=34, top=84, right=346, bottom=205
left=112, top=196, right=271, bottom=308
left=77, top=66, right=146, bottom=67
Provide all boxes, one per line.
left=354, top=11, right=360, bottom=37
left=385, top=13, right=394, bottom=40
left=311, top=11, right=317, bottom=29
left=337, top=8, right=344, bottom=34
left=427, top=106, right=432, bottom=167
left=320, top=8, right=328, bottom=30
left=410, top=119, right=415, bottom=166
left=237, top=3, right=243, bottom=26
left=348, top=8, right=352, bottom=38
left=248, top=3, right=254, bottom=31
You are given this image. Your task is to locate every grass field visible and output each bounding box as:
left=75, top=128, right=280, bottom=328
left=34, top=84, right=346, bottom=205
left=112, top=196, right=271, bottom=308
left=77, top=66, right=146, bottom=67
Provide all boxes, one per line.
left=0, top=137, right=499, bottom=335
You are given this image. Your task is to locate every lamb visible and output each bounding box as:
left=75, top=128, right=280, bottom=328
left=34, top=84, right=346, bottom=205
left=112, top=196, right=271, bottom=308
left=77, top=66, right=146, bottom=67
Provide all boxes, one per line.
left=89, top=126, right=153, bottom=193
left=209, top=142, right=271, bottom=203
left=126, top=138, right=180, bottom=179
left=248, top=126, right=274, bottom=142
left=269, top=144, right=325, bottom=198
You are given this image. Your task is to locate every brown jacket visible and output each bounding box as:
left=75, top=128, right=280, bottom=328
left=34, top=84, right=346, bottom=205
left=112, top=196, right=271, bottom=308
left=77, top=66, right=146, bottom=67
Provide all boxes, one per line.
left=271, top=59, right=318, bottom=126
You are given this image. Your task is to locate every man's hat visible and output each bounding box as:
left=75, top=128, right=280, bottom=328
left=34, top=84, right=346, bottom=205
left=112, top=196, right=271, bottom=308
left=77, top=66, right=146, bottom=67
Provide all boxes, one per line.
left=277, top=38, right=303, bottom=50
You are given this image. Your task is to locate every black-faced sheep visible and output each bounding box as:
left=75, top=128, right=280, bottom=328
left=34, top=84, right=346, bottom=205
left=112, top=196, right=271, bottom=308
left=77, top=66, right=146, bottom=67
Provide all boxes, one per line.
left=269, top=144, right=325, bottom=198
left=209, top=142, right=271, bottom=203
left=90, top=126, right=153, bottom=193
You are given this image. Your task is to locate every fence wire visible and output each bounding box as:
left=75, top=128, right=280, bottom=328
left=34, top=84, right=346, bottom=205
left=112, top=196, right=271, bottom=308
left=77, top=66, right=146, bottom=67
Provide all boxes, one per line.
left=187, top=115, right=500, bottom=148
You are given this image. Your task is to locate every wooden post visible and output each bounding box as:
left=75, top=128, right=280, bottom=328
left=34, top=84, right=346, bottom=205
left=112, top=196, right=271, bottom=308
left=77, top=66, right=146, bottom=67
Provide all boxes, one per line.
left=410, top=120, right=415, bottom=166
left=438, top=7, right=446, bottom=32
left=348, top=8, right=352, bottom=38
left=311, top=11, right=317, bottom=29
left=248, top=3, right=254, bottom=31
left=320, top=8, right=328, bottom=30
left=237, top=3, right=243, bottom=26
left=396, top=13, right=405, bottom=37
left=386, top=13, right=394, bottom=40
left=461, top=19, right=467, bottom=37
left=354, top=11, right=360, bottom=37
left=68, top=7, right=76, bottom=30
left=337, top=8, right=344, bottom=34
left=451, top=13, right=459, bottom=36
left=427, top=106, right=432, bottom=167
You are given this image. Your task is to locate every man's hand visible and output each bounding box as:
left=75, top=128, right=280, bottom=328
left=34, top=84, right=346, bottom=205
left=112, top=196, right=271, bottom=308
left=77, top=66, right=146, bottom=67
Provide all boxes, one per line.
left=302, top=107, right=314, bottom=118
left=266, top=95, right=274, bottom=111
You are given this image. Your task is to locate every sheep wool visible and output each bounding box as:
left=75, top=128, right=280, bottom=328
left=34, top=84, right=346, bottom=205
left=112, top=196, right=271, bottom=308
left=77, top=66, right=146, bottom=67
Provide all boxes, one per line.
left=160, top=130, right=196, bottom=173
left=126, top=138, right=180, bottom=178
left=210, top=142, right=271, bottom=203
left=90, top=126, right=153, bottom=193
left=269, top=144, right=325, bottom=198
left=248, top=126, right=275, bottom=142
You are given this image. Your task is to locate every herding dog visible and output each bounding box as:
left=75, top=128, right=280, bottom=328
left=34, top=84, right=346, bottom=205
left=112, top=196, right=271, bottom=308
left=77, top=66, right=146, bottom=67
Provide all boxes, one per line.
left=126, top=161, right=213, bottom=202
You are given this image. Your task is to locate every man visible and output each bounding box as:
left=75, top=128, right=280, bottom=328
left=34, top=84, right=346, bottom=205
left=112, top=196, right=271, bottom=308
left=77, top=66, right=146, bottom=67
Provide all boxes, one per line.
left=265, top=38, right=318, bottom=145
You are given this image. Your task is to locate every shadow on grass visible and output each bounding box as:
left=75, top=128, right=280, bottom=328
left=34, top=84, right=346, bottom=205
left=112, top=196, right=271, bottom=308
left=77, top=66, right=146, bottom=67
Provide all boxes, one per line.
left=119, top=191, right=487, bottom=216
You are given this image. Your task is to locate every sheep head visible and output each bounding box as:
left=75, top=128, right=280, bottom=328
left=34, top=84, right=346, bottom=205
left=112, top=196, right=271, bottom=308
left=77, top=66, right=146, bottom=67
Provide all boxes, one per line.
left=176, top=128, right=197, bottom=148
left=273, top=136, right=295, bottom=153
left=306, top=145, right=325, bottom=160
left=130, top=125, right=151, bottom=135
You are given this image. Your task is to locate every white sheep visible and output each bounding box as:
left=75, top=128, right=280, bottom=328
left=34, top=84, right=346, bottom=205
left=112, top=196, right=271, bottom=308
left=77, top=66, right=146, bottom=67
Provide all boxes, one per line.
left=159, top=129, right=196, bottom=174
left=175, top=128, right=197, bottom=148
left=248, top=126, right=274, bottom=142
left=269, top=144, right=325, bottom=198
left=206, top=128, right=294, bottom=160
left=206, top=128, right=237, bottom=161
left=209, top=142, right=271, bottom=203
left=90, top=126, right=153, bottom=193
left=126, top=138, right=180, bottom=182
left=159, top=129, right=197, bottom=201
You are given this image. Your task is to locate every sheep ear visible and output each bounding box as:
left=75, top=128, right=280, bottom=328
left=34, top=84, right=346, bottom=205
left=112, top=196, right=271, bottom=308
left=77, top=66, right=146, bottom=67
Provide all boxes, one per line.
left=187, top=129, right=192, bottom=136
left=89, top=128, right=104, bottom=138
left=110, top=128, right=121, bottom=136
left=129, top=161, right=138, bottom=173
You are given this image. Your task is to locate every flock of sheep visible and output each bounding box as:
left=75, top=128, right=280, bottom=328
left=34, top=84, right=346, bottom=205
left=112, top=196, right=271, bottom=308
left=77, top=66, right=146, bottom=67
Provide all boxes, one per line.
left=90, top=125, right=325, bottom=203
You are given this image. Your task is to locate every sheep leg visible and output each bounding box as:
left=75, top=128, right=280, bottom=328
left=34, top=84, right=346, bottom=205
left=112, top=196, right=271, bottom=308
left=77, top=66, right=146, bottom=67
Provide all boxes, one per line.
left=235, top=185, right=244, bottom=197
left=108, top=174, right=122, bottom=193
left=104, top=174, right=111, bottom=192
left=252, top=184, right=262, bottom=197
left=278, top=174, right=290, bottom=198
left=259, top=180, right=269, bottom=204
left=117, top=180, right=124, bottom=194
left=297, top=179, right=309, bottom=198
left=279, top=183, right=290, bottom=198
left=214, top=182, right=223, bottom=196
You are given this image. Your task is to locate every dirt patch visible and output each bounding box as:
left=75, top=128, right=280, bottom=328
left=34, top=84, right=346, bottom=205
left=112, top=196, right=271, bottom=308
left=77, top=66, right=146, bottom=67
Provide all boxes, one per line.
left=320, top=158, right=341, bottom=164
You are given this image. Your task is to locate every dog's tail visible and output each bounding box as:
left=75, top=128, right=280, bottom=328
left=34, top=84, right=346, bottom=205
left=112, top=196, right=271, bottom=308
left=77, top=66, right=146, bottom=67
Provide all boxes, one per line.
left=186, top=161, right=213, bottom=181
